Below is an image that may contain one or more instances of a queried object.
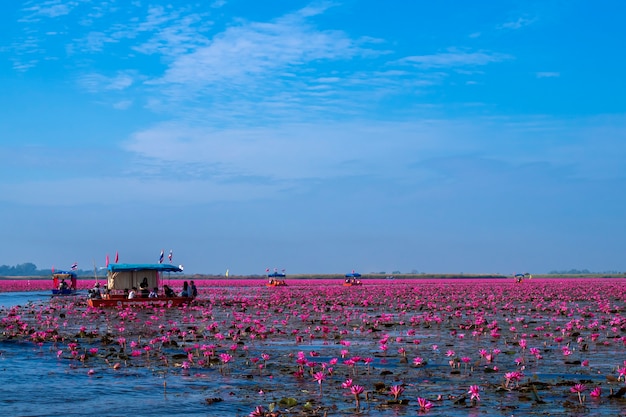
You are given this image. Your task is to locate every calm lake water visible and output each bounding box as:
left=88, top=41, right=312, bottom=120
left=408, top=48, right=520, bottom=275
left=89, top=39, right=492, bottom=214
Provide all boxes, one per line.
left=2, top=280, right=626, bottom=417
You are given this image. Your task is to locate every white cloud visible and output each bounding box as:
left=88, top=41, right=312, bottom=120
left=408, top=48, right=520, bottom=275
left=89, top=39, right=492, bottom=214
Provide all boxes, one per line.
left=156, top=11, right=359, bottom=88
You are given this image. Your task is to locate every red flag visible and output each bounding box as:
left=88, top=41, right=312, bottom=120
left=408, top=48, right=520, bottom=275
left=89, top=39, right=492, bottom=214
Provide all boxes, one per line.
left=115, top=251, right=119, bottom=263
left=105, top=254, right=110, bottom=267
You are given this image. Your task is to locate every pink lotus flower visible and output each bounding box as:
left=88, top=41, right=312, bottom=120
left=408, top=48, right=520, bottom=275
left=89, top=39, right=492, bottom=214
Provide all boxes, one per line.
left=389, top=384, right=404, bottom=401
left=590, top=386, right=601, bottom=398
left=351, top=384, right=364, bottom=396
left=413, top=356, right=425, bottom=366
left=570, top=383, right=586, bottom=404
left=249, top=405, right=265, bottom=417
left=417, top=397, right=433, bottom=411
left=313, top=371, right=326, bottom=396
left=468, top=385, right=480, bottom=403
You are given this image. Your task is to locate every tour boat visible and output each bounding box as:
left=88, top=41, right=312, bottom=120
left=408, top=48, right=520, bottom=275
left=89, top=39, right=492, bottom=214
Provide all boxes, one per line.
left=87, top=263, right=192, bottom=308
left=52, top=271, right=78, bottom=295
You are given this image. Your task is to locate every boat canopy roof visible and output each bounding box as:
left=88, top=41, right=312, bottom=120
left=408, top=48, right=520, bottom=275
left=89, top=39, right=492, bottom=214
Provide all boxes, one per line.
left=53, top=271, right=77, bottom=277
left=268, top=272, right=286, bottom=278
left=345, top=272, right=361, bottom=278
left=107, top=263, right=183, bottom=273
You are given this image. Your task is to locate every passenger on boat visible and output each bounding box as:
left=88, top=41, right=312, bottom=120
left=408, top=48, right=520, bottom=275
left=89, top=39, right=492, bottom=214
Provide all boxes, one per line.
left=59, top=279, right=69, bottom=291
left=88, top=283, right=102, bottom=299
left=190, top=281, right=198, bottom=298
left=163, top=285, right=175, bottom=297
left=179, top=281, right=190, bottom=297
left=128, top=287, right=137, bottom=299
left=149, top=287, right=158, bottom=298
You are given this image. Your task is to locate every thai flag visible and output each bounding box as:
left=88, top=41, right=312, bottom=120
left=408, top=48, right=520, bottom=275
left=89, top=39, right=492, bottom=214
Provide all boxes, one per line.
left=159, top=250, right=164, bottom=264
left=168, top=250, right=173, bottom=262
left=265, top=268, right=270, bottom=273
left=71, top=262, right=78, bottom=270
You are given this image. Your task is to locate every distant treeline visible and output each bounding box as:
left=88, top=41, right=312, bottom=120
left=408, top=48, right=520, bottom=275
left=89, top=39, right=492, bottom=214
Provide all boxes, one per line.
left=0, top=262, right=86, bottom=276
left=1, top=263, right=623, bottom=277
left=548, top=269, right=623, bottom=275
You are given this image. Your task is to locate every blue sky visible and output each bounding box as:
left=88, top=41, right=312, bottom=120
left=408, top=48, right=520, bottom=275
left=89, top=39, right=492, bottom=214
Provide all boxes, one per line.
left=1, top=1, right=625, bottom=275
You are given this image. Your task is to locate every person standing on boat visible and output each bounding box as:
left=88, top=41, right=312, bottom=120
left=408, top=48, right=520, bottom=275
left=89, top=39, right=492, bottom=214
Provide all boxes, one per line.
left=190, top=281, right=198, bottom=298
left=139, top=277, right=150, bottom=297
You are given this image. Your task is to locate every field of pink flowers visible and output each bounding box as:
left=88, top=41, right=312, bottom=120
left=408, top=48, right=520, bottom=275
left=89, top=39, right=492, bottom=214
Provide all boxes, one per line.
left=1, top=278, right=626, bottom=416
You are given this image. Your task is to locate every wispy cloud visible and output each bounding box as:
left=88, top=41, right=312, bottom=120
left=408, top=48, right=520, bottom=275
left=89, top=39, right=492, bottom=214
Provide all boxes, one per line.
left=536, top=71, right=560, bottom=78
left=77, top=71, right=137, bottom=93
left=22, top=0, right=78, bottom=20
left=396, top=49, right=511, bottom=69
left=497, top=16, right=536, bottom=30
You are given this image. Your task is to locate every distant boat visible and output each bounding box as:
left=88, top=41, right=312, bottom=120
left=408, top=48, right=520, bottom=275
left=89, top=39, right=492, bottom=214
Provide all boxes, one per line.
left=266, top=269, right=287, bottom=287
left=343, top=271, right=363, bottom=286
left=52, top=271, right=78, bottom=295
left=514, top=272, right=532, bottom=283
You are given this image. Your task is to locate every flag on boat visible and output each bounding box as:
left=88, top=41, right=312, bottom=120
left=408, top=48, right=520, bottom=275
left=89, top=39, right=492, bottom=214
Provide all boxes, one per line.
left=71, top=262, right=78, bottom=270
left=105, top=254, right=110, bottom=267
left=265, top=267, right=270, bottom=273
left=168, top=250, right=173, bottom=262
left=159, top=249, right=164, bottom=264
left=115, top=251, right=119, bottom=263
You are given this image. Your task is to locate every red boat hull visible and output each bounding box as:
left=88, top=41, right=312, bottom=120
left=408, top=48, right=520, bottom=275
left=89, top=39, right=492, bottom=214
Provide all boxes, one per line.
left=87, top=296, right=193, bottom=308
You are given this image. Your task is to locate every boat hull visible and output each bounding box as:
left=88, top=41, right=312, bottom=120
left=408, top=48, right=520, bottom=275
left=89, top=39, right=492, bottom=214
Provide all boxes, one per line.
left=52, top=289, right=78, bottom=295
left=343, top=283, right=363, bottom=287
left=87, top=296, right=193, bottom=308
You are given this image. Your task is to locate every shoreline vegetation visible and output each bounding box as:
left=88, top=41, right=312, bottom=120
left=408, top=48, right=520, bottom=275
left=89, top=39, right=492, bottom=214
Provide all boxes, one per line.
left=2, top=273, right=625, bottom=281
